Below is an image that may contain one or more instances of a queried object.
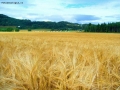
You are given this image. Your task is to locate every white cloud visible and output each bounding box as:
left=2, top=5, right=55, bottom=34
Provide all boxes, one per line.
left=0, top=0, right=120, bottom=23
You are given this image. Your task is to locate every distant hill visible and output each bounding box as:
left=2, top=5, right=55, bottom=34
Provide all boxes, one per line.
left=0, top=14, right=31, bottom=29
left=0, top=14, right=81, bottom=30
left=0, top=14, right=10, bottom=18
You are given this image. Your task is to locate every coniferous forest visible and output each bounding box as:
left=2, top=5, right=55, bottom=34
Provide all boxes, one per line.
left=0, top=14, right=120, bottom=33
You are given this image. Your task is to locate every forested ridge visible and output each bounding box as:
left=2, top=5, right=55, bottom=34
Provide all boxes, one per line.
left=0, top=14, right=81, bottom=30
left=0, top=14, right=120, bottom=32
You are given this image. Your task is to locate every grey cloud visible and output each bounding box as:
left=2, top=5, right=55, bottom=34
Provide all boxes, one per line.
left=47, top=15, right=64, bottom=21
left=116, top=16, right=120, bottom=20
left=74, top=15, right=101, bottom=21
left=105, top=15, right=120, bottom=20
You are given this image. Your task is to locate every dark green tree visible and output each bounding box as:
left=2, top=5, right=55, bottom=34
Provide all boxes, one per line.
left=7, top=27, right=14, bottom=32
left=15, top=28, right=19, bottom=32
left=28, top=28, right=32, bottom=31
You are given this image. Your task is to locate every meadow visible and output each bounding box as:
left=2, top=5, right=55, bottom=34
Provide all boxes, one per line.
left=0, top=32, right=120, bottom=90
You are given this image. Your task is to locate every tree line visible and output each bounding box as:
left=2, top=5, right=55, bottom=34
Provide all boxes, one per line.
left=0, top=14, right=120, bottom=33
left=84, top=23, right=120, bottom=33
left=0, top=26, right=20, bottom=32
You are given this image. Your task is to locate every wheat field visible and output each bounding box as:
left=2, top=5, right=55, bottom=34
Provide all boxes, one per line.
left=0, top=32, right=120, bottom=90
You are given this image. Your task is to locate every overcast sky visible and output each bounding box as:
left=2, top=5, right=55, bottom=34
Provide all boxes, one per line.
left=0, top=0, right=120, bottom=24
